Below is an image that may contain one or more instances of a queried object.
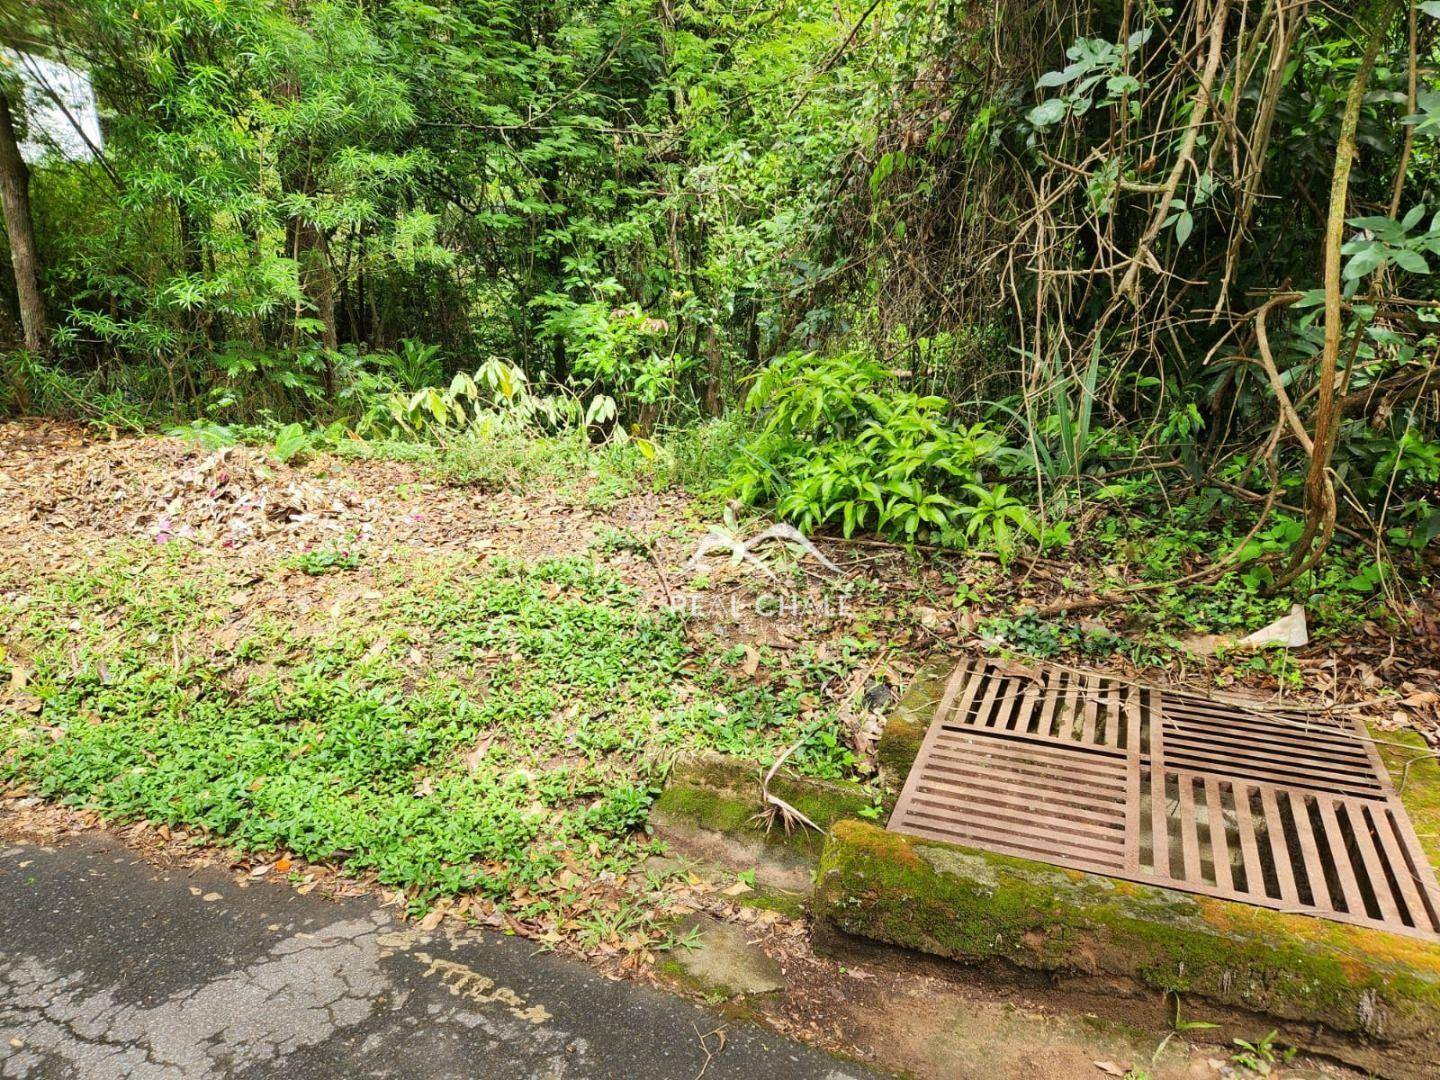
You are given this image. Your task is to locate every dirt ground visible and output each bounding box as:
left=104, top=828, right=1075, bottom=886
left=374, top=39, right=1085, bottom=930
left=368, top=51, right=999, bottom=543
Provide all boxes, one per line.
left=4, top=419, right=1436, bottom=725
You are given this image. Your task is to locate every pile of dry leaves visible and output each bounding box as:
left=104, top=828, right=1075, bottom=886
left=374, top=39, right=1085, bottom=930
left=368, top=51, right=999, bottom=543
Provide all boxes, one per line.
left=142, top=446, right=365, bottom=546
left=4, top=425, right=367, bottom=556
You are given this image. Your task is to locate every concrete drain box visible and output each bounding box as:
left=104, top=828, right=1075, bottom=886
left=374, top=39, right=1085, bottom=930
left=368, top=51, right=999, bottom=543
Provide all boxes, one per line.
left=888, top=658, right=1440, bottom=941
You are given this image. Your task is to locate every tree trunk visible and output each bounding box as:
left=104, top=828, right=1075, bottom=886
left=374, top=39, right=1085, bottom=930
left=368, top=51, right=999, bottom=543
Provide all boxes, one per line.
left=1273, top=0, right=1401, bottom=590
left=742, top=291, right=760, bottom=370
left=293, top=217, right=338, bottom=397
left=178, top=202, right=224, bottom=346
left=297, top=221, right=338, bottom=352
left=0, top=85, right=48, bottom=356
left=702, top=325, right=723, bottom=415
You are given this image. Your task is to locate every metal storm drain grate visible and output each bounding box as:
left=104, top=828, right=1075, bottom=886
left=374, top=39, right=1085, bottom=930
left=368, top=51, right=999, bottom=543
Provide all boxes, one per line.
left=888, top=658, right=1440, bottom=940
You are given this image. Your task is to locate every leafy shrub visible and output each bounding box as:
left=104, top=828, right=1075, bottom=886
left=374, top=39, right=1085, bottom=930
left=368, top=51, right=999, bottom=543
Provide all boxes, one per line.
left=543, top=300, right=693, bottom=415
left=941, top=483, right=1039, bottom=565
left=728, top=349, right=1008, bottom=541
left=386, top=339, right=445, bottom=392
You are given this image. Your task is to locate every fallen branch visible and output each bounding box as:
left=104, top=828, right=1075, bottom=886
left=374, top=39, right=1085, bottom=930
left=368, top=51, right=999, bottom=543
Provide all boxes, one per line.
left=692, top=1023, right=727, bottom=1080
left=638, top=536, right=673, bottom=607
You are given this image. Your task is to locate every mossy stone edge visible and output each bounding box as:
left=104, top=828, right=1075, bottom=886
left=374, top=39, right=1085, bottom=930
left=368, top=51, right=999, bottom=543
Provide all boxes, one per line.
left=651, top=751, right=871, bottom=863
left=815, top=819, right=1440, bottom=1078
left=875, top=656, right=952, bottom=812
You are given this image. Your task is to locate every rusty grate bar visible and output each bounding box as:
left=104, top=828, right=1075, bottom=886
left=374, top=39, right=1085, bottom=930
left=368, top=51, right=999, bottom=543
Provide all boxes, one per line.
left=889, top=658, right=1440, bottom=941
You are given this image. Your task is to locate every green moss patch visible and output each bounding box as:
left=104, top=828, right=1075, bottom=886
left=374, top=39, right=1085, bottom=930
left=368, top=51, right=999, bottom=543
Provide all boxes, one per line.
left=875, top=657, right=952, bottom=809
left=815, top=820, right=1440, bottom=1074
left=652, top=751, right=871, bottom=862
left=1370, top=723, right=1440, bottom=871
left=735, top=883, right=808, bottom=919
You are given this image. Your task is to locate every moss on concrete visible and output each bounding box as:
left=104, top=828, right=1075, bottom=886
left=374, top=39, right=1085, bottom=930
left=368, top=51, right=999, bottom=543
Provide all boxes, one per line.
left=876, top=657, right=953, bottom=810
left=651, top=752, right=870, bottom=862
left=735, top=883, right=808, bottom=919
left=1369, top=722, right=1440, bottom=870
left=663, top=913, right=785, bottom=998
left=654, top=954, right=765, bottom=1020
left=815, top=820, right=1440, bottom=1075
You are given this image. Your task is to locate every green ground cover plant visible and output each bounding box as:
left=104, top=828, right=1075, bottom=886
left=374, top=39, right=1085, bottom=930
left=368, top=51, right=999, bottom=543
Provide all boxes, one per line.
left=1, top=545, right=865, bottom=919
left=3, top=0, right=1440, bottom=990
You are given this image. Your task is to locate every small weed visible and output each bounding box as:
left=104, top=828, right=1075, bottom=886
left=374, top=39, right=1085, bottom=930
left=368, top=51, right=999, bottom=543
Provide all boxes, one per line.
left=591, top=527, right=651, bottom=557
left=1228, top=645, right=1303, bottom=691
left=271, top=422, right=312, bottom=463
left=666, top=925, right=704, bottom=952
left=978, top=612, right=1168, bottom=667
left=286, top=539, right=362, bottom=576
left=1229, top=1030, right=1296, bottom=1076
left=1166, top=991, right=1221, bottom=1035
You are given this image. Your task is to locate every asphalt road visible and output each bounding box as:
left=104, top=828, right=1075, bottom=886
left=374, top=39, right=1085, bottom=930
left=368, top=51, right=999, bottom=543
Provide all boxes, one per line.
left=0, top=834, right=874, bottom=1079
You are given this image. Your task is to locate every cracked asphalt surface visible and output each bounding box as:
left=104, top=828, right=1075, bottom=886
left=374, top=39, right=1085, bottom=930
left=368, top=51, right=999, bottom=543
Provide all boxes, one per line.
left=0, top=835, right=876, bottom=1079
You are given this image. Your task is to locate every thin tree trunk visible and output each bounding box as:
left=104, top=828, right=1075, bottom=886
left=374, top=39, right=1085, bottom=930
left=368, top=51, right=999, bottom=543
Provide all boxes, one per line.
left=293, top=218, right=338, bottom=397
left=178, top=202, right=223, bottom=346
left=1274, top=0, right=1401, bottom=589
left=297, top=221, right=338, bottom=351
left=0, top=85, right=48, bottom=356
left=702, top=325, right=723, bottom=415
left=742, top=291, right=760, bottom=370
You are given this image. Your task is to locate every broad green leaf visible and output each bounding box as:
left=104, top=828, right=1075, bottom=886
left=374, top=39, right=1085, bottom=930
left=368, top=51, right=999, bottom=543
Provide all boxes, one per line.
left=1393, top=249, right=1430, bottom=275
left=1027, top=98, right=1068, bottom=128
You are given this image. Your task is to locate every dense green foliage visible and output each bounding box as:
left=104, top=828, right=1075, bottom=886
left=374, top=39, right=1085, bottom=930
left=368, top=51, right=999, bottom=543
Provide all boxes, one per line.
left=3, top=0, right=1439, bottom=581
